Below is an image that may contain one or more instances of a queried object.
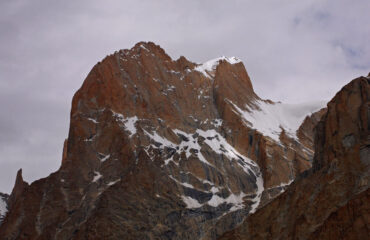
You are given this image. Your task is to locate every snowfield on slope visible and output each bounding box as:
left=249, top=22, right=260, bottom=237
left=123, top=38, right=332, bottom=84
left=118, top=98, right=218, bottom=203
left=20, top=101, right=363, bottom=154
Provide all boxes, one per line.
left=144, top=128, right=264, bottom=213
left=230, top=99, right=326, bottom=142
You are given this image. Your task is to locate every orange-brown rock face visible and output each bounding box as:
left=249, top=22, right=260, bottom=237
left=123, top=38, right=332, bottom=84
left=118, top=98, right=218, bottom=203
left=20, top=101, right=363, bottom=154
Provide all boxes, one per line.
left=297, top=108, right=327, bottom=151
left=6, top=169, right=28, bottom=211
left=219, top=77, right=370, bottom=240
left=0, top=42, right=324, bottom=239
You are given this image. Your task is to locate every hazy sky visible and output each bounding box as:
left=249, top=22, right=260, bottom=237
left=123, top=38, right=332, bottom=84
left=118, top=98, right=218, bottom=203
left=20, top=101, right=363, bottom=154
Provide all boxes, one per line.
left=0, top=0, right=369, bottom=193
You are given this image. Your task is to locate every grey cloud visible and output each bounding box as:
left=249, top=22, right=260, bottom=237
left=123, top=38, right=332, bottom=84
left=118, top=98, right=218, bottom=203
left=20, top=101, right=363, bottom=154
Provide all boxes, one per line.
left=0, top=0, right=369, bottom=192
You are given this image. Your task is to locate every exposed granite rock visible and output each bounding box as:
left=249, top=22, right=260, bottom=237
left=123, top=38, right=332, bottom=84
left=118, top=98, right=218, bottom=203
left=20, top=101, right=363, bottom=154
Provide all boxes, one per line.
left=219, top=77, right=370, bottom=240
left=0, top=42, right=324, bottom=239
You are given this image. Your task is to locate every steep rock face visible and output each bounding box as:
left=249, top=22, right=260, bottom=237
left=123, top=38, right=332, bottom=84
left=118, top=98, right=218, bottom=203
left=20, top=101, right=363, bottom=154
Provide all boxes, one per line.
left=219, top=77, right=370, bottom=239
left=308, top=189, right=369, bottom=240
left=0, top=42, right=323, bottom=239
left=0, top=193, right=9, bottom=225
left=297, top=107, right=327, bottom=150
left=7, top=169, right=28, bottom=211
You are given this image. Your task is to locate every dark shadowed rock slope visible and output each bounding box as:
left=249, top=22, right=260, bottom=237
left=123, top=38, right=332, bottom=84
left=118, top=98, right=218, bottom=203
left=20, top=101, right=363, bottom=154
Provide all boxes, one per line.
left=0, top=42, right=325, bottom=240
left=219, top=76, right=370, bottom=240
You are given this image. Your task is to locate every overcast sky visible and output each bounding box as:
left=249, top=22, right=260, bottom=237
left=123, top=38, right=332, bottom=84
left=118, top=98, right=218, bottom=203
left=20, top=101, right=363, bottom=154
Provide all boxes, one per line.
left=0, top=0, right=369, bottom=193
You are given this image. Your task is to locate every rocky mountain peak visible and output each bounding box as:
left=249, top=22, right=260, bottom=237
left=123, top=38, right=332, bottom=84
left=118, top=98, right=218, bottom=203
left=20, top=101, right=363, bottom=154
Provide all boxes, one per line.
left=0, top=42, right=328, bottom=239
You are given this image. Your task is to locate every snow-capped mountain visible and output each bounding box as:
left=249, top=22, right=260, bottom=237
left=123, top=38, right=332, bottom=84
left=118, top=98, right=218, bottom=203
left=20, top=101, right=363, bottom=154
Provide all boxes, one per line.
left=1, top=42, right=366, bottom=240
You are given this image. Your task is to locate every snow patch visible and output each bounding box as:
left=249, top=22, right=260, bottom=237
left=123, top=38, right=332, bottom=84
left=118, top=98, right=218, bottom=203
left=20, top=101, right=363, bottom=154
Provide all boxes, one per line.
left=210, top=186, right=219, bottom=193
left=166, top=85, right=176, bottom=91
left=112, top=111, right=138, bottom=137
left=107, top=179, right=120, bottom=186
left=181, top=196, right=203, bottom=208
left=169, top=70, right=181, bottom=74
left=169, top=175, right=196, bottom=189
left=140, top=44, right=149, bottom=52
left=144, top=130, right=177, bottom=148
left=208, top=192, right=246, bottom=211
left=87, top=118, right=99, bottom=124
left=268, top=179, right=294, bottom=193
left=124, top=117, right=138, bottom=137
left=195, top=56, right=242, bottom=78
left=278, top=179, right=294, bottom=188
left=249, top=171, right=264, bottom=214
left=189, top=115, right=199, bottom=122
left=98, top=153, right=110, bottom=162
left=84, top=134, right=96, bottom=142
left=229, top=99, right=326, bottom=142
left=211, top=119, right=223, bottom=128
left=93, top=171, right=102, bottom=182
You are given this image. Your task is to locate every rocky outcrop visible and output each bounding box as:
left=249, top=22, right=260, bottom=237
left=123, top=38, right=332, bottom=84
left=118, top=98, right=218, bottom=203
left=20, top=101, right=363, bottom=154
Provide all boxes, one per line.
left=0, top=42, right=324, bottom=239
left=7, top=169, right=28, bottom=211
left=219, top=77, right=370, bottom=239
left=297, top=107, right=327, bottom=150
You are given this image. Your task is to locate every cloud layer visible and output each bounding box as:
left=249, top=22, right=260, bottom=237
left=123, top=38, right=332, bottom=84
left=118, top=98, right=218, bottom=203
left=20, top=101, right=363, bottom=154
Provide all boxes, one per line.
left=0, top=0, right=369, bottom=192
